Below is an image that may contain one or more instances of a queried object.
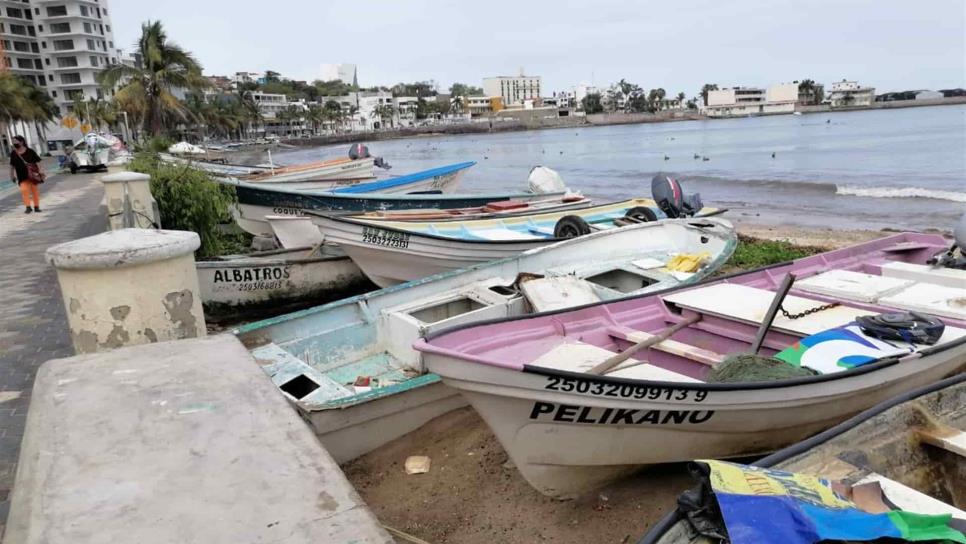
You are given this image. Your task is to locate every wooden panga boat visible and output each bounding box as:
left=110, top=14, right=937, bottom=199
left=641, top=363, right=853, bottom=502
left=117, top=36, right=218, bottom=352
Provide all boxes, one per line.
left=197, top=245, right=372, bottom=322
left=414, top=233, right=966, bottom=498
left=234, top=218, right=736, bottom=463
left=228, top=162, right=490, bottom=237
left=313, top=198, right=718, bottom=287
left=639, top=372, right=966, bottom=544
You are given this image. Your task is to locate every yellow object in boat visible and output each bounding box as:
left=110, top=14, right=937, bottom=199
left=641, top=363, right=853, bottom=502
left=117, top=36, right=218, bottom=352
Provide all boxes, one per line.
left=666, top=252, right=711, bottom=273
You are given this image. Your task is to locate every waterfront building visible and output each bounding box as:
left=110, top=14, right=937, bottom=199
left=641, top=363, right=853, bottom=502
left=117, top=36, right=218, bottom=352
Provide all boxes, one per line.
left=825, top=80, right=875, bottom=107
left=465, top=95, right=502, bottom=117
left=1, top=0, right=118, bottom=148
left=914, top=90, right=942, bottom=100
left=233, top=71, right=260, bottom=86
left=319, top=63, right=357, bottom=86
left=483, top=72, right=541, bottom=106
left=704, top=83, right=798, bottom=117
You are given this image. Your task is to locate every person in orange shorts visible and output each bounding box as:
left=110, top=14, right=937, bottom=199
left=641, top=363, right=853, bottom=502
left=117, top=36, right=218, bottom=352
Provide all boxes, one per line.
left=8, top=135, right=45, bottom=214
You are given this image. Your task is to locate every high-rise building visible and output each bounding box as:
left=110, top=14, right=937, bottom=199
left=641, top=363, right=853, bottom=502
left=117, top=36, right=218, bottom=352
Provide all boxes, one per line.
left=1, top=0, right=118, bottom=116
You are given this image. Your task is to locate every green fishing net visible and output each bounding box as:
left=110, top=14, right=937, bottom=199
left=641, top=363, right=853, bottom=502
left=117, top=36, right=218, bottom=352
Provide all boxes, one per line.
left=706, top=354, right=818, bottom=383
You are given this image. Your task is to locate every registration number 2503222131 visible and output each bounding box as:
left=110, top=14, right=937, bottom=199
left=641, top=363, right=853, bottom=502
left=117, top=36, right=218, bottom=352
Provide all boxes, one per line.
left=361, top=226, right=411, bottom=249
left=544, top=375, right=709, bottom=402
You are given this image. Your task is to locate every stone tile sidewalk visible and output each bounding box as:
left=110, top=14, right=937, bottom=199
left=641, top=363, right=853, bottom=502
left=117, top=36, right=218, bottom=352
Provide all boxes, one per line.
left=0, top=168, right=107, bottom=530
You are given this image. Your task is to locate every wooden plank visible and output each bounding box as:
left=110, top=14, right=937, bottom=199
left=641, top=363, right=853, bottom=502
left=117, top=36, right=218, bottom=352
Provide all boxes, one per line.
left=916, top=425, right=966, bottom=458
left=608, top=326, right=723, bottom=366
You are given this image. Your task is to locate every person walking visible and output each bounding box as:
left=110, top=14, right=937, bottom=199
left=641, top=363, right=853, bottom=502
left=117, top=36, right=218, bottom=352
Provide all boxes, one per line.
left=8, top=135, right=45, bottom=214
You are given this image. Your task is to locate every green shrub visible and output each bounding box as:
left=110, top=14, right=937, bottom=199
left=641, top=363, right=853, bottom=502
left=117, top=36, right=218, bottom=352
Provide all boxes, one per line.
left=141, top=136, right=174, bottom=154
left=728, top=235, right=824, bottom=270
left=128, top=152, right=245, bottom=258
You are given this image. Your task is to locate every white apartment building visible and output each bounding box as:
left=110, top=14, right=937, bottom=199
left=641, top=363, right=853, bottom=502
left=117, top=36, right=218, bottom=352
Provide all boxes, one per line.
left=1, top=0, right=118, bottom=149
left=826, top=80, right=875, bottom=107
left=483, top=73, right=541, bottom=106
left=704, top=83, right=798, bottom=117
left=319, top=63, right=357, bottom=86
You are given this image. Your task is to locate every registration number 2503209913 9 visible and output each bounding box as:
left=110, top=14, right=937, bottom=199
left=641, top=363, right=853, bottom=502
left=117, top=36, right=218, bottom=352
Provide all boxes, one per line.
left=544, top=375, right=709, bottom=402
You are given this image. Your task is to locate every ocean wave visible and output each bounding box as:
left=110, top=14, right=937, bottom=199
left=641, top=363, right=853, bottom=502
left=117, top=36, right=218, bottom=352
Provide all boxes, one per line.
left=836, top=185, right=966, bottom=203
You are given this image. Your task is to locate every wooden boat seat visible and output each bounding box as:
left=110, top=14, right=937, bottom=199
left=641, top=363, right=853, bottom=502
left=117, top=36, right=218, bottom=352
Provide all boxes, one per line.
left=878, top=282, right=966, bottom=320
left=521, top=276, right=601, bottom=312
left=855, top=473, right=966, bottom=518
left=796, top=270, right=913, bottom=303
left=663, top=283, right=875, bottom=336
left=915, top=423, right=966, bottom=458
left=880, top=261, right=966, bottom=289
left=607, top=326, right=724, bottom=366
left=530, top=341, right=701, bottom=382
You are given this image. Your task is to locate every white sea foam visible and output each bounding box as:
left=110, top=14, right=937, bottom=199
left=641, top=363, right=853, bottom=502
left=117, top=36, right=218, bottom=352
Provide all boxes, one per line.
left=836, top=185, right=966, bottom=203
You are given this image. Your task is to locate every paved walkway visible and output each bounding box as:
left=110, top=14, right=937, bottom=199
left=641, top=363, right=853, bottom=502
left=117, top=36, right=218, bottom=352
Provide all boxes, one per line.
left=0, top=167, right=107, bottom=529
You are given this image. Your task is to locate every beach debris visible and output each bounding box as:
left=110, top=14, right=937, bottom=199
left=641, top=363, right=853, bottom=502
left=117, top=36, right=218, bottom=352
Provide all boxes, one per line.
left=693, top=153, right=700, bottom=159
left=702, top=156, right=710, bottom=161
left=404, top=455, right=431, bottom=475
left=594, top=493, right=611, bottom=511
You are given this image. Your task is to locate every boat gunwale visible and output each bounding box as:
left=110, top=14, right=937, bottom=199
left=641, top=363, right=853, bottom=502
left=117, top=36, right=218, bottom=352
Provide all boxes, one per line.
left=308, top=197, right=595, bottom=223
left=635, top=372, right=966, bottom=544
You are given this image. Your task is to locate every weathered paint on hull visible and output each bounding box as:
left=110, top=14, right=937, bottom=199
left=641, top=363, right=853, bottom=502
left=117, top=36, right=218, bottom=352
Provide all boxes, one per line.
left=197, top=251, right=373, bottom=322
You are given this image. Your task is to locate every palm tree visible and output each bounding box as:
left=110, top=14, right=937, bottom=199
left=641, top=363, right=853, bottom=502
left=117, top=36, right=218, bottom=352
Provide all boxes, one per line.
left=373, top=104, right=395, bottom=129
left=700, top=83, right=719, bottom=105
left=98, top=21, right=208, bottom=138
left=0, top=74, right=57, bottom=151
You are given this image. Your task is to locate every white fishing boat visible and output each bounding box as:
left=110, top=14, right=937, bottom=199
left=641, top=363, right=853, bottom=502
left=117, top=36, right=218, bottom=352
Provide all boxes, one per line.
left=234, top=217, right=737, bottom=462
left=197, top=244, right=371, bottom=322
left=314, top=198, right=705, bottom=287
left=415, top=232, right=966, bottom=498
left=640, top=372, right=966, bottom=544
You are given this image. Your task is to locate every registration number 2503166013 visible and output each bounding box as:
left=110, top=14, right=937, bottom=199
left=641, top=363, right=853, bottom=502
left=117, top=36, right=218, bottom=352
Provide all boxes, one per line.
left=361, top=226, right=411, bottom=249
left=544, top=375, right=709, bottom=402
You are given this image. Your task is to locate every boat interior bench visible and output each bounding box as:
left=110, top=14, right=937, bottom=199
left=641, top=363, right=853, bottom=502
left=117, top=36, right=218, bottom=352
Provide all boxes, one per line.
left=5, top=335, right=392, bottom=544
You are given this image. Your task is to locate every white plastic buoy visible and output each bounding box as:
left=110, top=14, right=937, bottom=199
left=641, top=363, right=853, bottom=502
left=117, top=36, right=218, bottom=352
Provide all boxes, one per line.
left=100, top=172, right=160, bottom=230
left=46, top=229, right=206, bottom=354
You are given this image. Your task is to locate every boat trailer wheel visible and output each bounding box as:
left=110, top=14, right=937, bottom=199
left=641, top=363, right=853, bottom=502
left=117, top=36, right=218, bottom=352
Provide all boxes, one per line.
left=554, top=215, right=592, bottom=239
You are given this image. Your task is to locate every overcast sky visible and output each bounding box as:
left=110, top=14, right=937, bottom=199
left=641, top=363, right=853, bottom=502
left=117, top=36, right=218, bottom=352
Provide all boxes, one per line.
left=111, top=0, right=965, bottom=95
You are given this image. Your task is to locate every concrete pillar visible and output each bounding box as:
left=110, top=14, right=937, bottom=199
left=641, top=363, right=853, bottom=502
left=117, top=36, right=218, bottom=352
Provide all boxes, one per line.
left=100, top=172, right=161, bottom=231
left=46, top=229, right=206, bottom=354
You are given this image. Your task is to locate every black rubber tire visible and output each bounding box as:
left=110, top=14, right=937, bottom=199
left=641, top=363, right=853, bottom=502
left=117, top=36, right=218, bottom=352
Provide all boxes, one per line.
left=624, top=206, right=657, bottom=222
left=68, top=162, right=77, bottom=174
left=554, top=215, right=592, bottom=239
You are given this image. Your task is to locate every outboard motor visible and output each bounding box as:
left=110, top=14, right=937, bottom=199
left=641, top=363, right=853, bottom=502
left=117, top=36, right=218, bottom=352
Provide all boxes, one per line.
left=651, top=174, right=703, bottom=218
left=927, top=213, right=966, bottom=269
left=348, top=143, right=371, bottom=160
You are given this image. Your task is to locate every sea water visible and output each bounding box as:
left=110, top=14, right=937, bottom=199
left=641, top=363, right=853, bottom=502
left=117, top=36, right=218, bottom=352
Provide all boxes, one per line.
left=269, top=104, right=966, bottom=232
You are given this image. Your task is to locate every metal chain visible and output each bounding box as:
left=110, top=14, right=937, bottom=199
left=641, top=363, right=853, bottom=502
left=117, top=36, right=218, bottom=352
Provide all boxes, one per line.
left=779, top=302, right=840, bottom=320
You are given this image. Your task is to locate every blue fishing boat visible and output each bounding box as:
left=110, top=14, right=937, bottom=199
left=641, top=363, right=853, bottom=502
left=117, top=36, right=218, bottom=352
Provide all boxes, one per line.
left=229, top=162, right=566, bottom=236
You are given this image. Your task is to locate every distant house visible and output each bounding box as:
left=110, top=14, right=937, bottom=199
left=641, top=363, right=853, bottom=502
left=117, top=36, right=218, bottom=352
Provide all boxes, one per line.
left=826, top=80, right=875, bottom=107
left=939, top=88, right=966, bottom=97
left=703, top=83, right=798, bottom=117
